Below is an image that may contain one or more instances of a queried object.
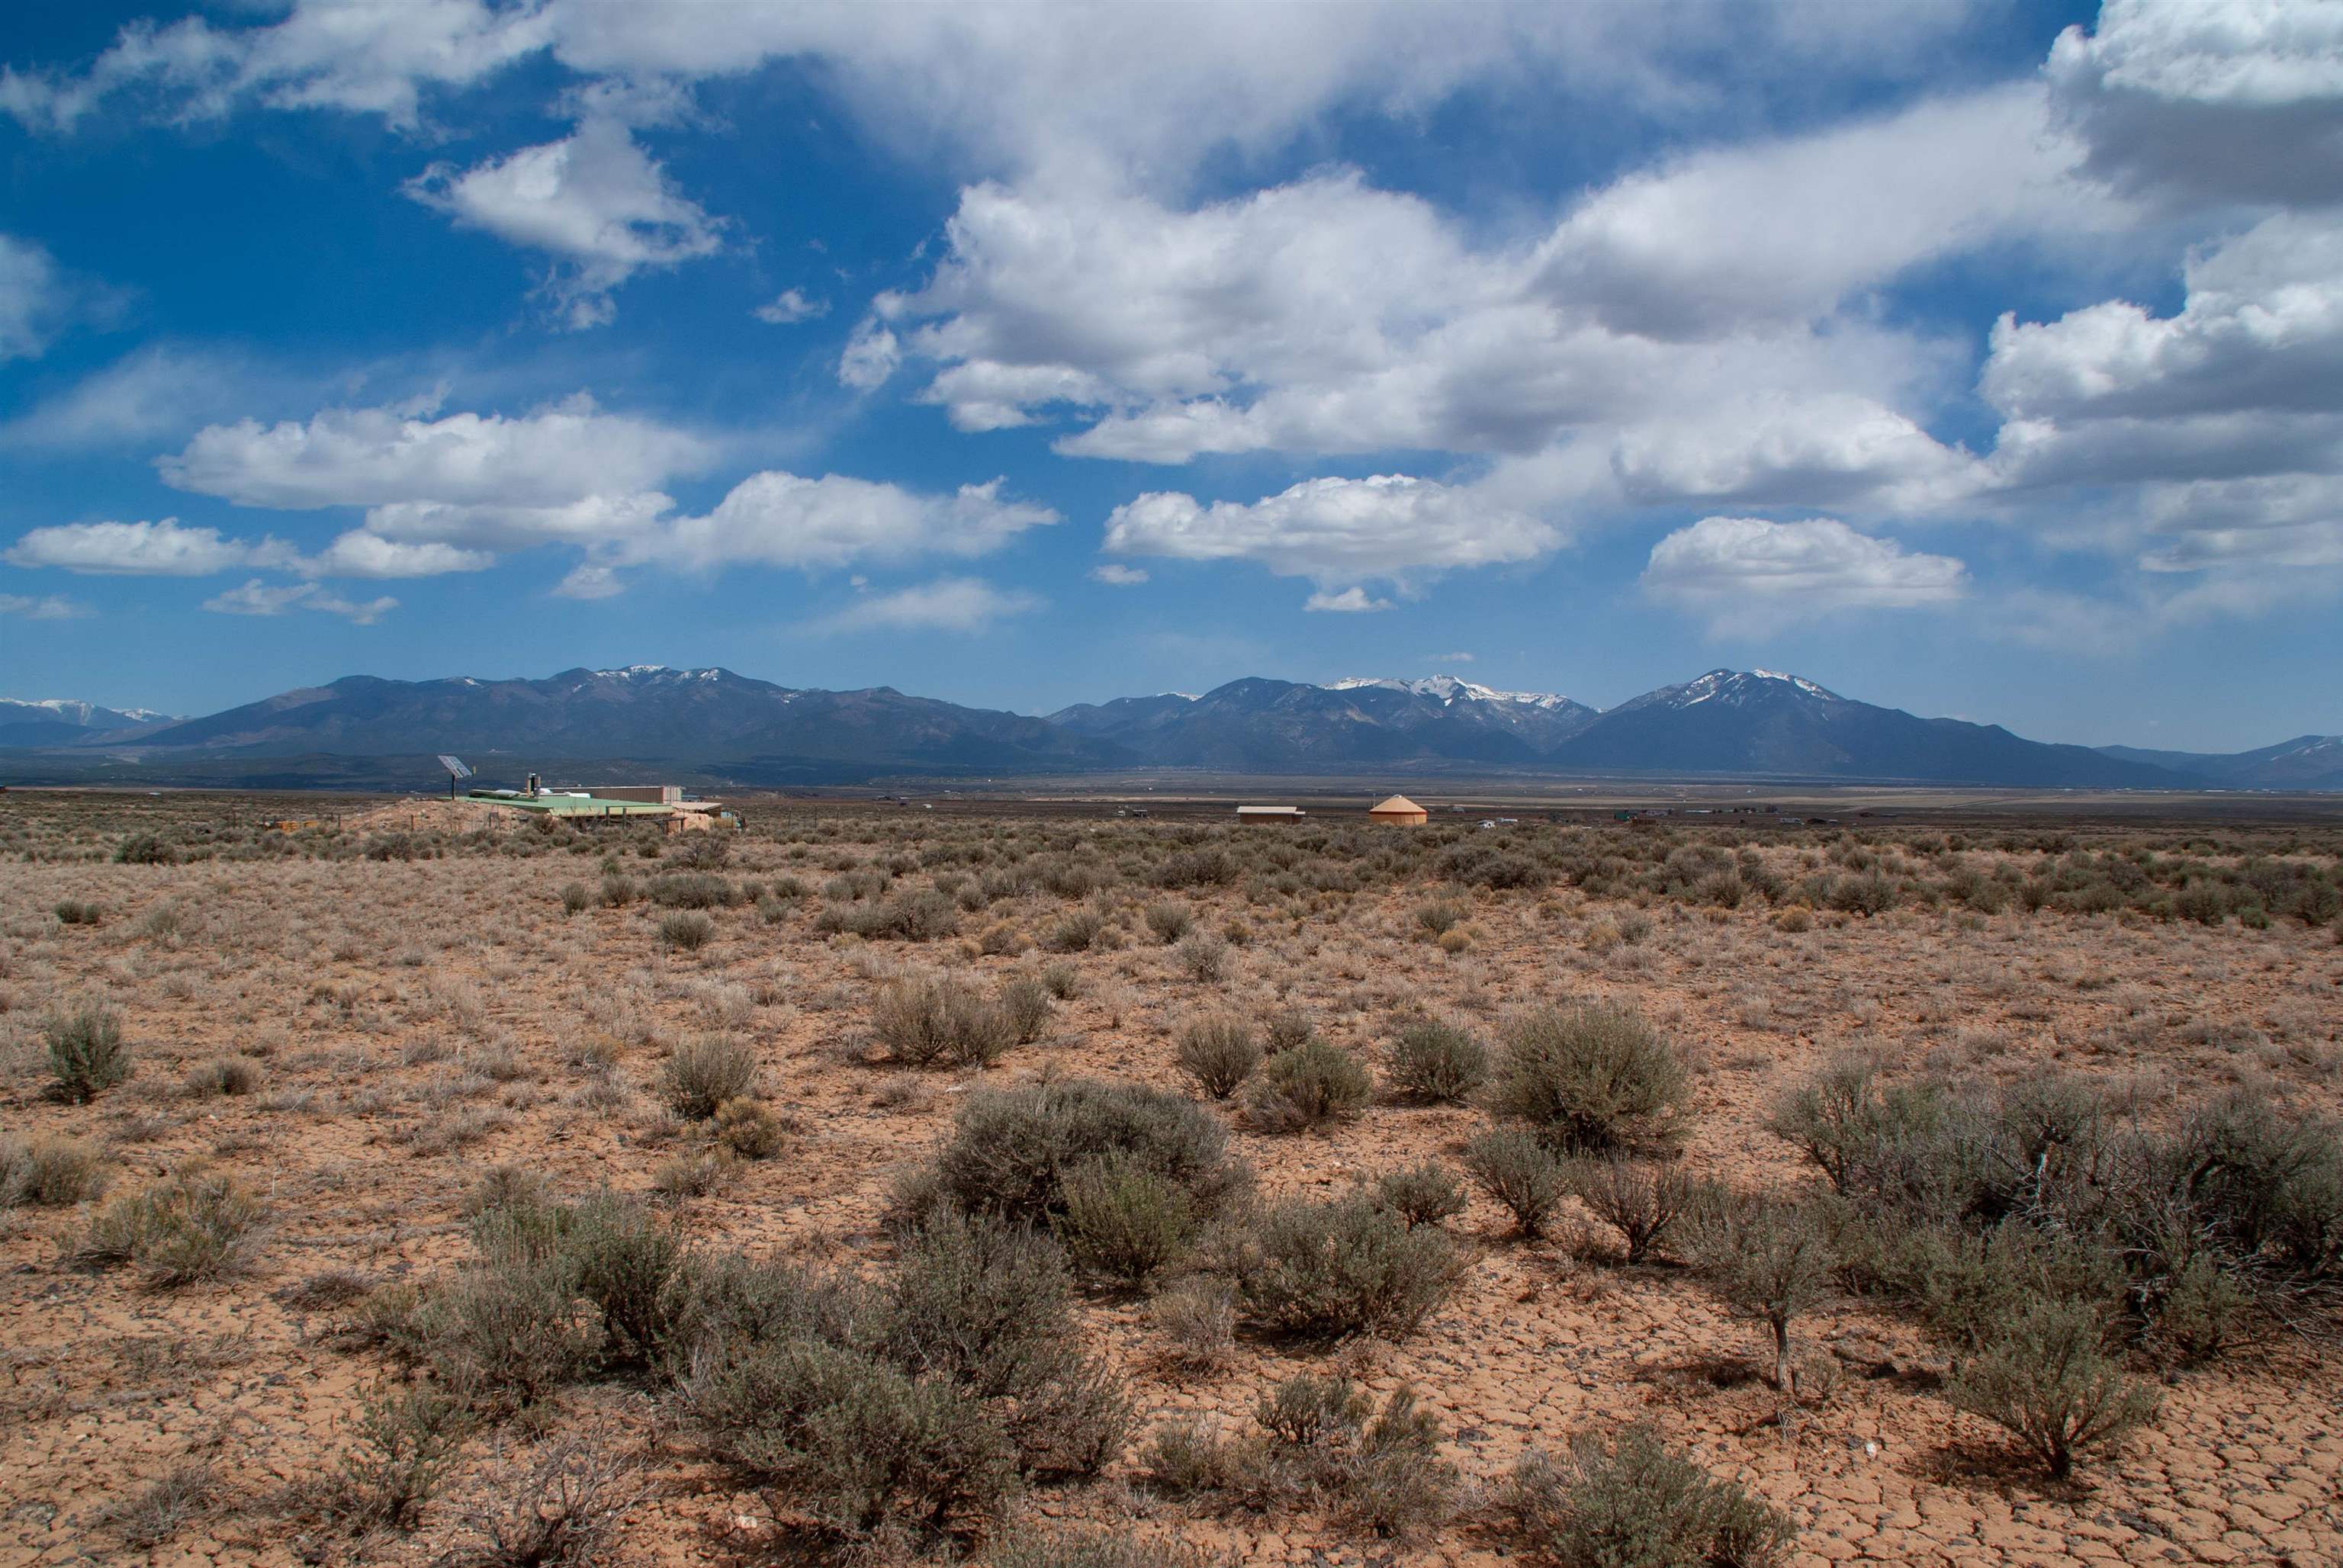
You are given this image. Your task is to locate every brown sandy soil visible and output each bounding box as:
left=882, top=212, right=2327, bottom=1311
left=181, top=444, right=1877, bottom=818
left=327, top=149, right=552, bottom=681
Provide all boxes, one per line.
left=2, top=799, right=2340, bottom=1567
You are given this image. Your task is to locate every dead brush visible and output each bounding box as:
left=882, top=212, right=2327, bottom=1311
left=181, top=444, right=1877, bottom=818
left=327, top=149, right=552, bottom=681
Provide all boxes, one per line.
left=443, top=1425, right=650, bottom=1568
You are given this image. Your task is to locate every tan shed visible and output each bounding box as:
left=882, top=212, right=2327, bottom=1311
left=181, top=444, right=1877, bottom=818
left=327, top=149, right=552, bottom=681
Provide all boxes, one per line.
left=1368, top=793, right=1429, bottom=825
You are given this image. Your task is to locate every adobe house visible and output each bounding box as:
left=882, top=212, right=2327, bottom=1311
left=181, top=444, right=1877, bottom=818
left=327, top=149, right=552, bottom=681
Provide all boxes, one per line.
left=1368, top=793, right=1429, bottom=825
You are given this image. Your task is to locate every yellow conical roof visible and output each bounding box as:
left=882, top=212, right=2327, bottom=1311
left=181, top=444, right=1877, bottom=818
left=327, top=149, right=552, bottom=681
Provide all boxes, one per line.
left=1371, top=794, right=1425, bottom=814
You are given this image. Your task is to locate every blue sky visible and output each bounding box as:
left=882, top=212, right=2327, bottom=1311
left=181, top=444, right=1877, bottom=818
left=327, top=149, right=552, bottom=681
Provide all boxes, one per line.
left=3, top=0, right=2340, bottom=751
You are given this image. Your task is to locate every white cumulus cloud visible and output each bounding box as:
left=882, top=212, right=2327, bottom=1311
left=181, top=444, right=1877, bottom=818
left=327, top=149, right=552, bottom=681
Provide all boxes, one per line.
left=1104, top=474, right=1559, bottom=606
left=2047, top=0, right=2343, bottom=206
left=305, top=531, right=494, bottom=578
left=1303, top=587, right=1393, bottom=613
left=162, top=396, right=712, bottom=532
left=1641, top=516, right=1967, bottom=632
left=0, top=234, right=76, bottom=361
left=0, top=593, right=90, bottom=619
left=1089, top=563, right=1149, bottom=586
left=406, top=117, right=724, bottom=329
left=819, top=577, right=1040, bottom=634
left=664, top=474, right=1057, bottom=574
left=754, top=288, right=828, bottom=325
left=0, top=0, right=551, bottom=133
left=5, top=517, right=293, bottom=576
left=201, top=579, right=397, bottom=623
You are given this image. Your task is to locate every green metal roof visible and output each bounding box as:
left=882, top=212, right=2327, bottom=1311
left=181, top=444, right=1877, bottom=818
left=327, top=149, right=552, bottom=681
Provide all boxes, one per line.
left=469, top=792, right=673, bottom=816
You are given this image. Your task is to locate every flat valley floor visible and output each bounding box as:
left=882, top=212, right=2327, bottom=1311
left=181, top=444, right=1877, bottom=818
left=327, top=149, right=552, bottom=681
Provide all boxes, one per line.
left=3, top=792, right=2340, bottom=1568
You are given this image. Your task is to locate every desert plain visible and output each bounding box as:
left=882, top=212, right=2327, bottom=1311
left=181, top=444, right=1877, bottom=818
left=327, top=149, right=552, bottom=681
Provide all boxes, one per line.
left=2, top=789, right=2339, bottom=1568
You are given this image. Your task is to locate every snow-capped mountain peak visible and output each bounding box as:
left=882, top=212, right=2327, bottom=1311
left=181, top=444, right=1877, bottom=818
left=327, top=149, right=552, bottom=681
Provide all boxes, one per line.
left=1329, top=676, right=1580, bottom=710
left=1625, top=669, right=1844, bottom=711
left=0, top=698, right=178, bottom=729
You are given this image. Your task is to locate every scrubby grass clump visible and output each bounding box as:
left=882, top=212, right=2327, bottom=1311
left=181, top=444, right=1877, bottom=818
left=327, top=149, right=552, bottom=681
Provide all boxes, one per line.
left=1175, top=1014, right=1261, bottom=1100
left=1506, top=1422, right=1793, bottom=1568
left=1772, top=1061, right=2343, bottom=1360
left=1567, top=1154, right=1697, bottom=1265
left=1384, top=1018, right=1488, bottom=1103
left=713, top=1096, right=789, bottom=1158
left=1210, top=1195, right=1467, bottom=1340
left=1244, top=1039, right=1373, bottom=1133
left=1462, top=1128, right=1567, bottom=1239
left=0, top=1134, right=109, bottom=1208
left=658, top=910, right=716, bottom=951
left=985, top=1528, right=1224, bottom=1568
left=82, top=1165, right=268, bottom=1287
left=1492, top=1002, right=1688, bottom=1152
left=660, top=1035, right=760, bottom=1118
left=676, top=1212, right=1129, bottom=1541
left=916, top=1077, right=1247, bottom=1235
left=1947, top=1300, right=2159, bottom=1478
left=44, top=1002, right=133, bottom=1103
left=182, top=1056, right=263, bottom=1098
left=1143, top=1372, right=1458, bottom=1538
left=873, top=976, right=1019, bottom=1068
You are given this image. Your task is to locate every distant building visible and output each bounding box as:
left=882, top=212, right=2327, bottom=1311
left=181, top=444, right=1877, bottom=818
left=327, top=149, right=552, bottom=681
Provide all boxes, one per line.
left=1236, top=805, right=1306, bottom=820
left=1369, top=794, right=1429, bottom=825
left=586, top=784, right=683, bottom=804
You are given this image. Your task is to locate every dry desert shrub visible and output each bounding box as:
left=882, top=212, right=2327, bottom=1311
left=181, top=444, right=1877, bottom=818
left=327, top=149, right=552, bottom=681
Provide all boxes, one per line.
left=1174, top=933, right=1229, bottom=982
left=1046, top=907, right=1110, bottom=953
left=1059, top=1152, right=1200, bottom=1286
left=815, top=888, right=961, bottom=941
left=324, top=1381, right=469, bottom=1534
left=1492, top=1002, right=1688, bottom=1152
left=914, top=1077, right=1245, bottom=1235
left=659, top=1034, right=760, bottom=1118
left=43, top=1001, right=132, bottom=1102
left=677, top=1212, right=1128, bottom=1541
left=649, top=872, right=738, bottom=909
left=1462, top=1128, right=1568, bottom=1239
left=1174, top=1013, right=1261, bottom=1100
left=1369, top=1162, right=1469, bottom=1229
left=872, top=975, right=1018, bottom=1068
left=80, top=1164, right=268, bottom=1287
left=657, top=910, right=715, bottom=951
left=443, top=1425, right=650, bottom=1568
left=1144, top=901, right=1194, bottom=943
left=1775, top=1059, right=2343, bottom=1358
left=1565, top=1153, right=1698, bottom=1265
left=0, top=1133, right=109, bottom=1207
left=1683, top=1194, right=1837, bottom=1394
left=1384, top=1017, right=1489, bottom=1103
left=1243, top=1039, right=1373, bottom=1133
left=1947, top=1299, right=2159, bottom=1478
left=1142, top=1370, right=1457, bottom=1538
left=1413, top=899, right=1466, bottom=937
left=1505, top=1422, right=1792, bottom=1568
left=1209, top=1194, right=1467, bottom=1340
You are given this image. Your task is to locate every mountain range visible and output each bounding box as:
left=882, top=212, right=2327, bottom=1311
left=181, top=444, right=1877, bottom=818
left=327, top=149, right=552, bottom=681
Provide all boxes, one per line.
left=2, top=665, right=2335, bottom=791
